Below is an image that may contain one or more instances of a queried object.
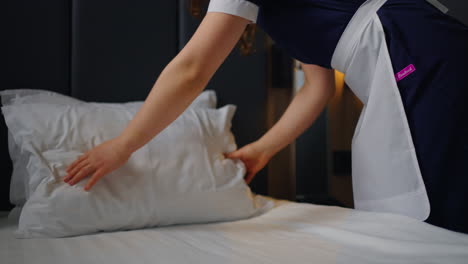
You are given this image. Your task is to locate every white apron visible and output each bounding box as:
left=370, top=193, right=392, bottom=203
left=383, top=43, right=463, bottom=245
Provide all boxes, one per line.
left=330, top=0, right=449, bottom=220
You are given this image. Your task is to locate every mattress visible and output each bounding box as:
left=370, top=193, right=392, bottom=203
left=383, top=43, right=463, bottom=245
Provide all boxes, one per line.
left=1, top=196, right=468, bottom=264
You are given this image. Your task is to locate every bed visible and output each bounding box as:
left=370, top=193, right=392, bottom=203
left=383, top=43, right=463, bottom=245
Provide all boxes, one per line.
left=2, top=196, right=468, bottom=264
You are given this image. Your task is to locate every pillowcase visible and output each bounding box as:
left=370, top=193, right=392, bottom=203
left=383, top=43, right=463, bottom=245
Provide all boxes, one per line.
left=2, top=101, right=258, bottom=238
left=0, top=89, right=217, bottom=206
left=0, top=90, right=81, bottom=206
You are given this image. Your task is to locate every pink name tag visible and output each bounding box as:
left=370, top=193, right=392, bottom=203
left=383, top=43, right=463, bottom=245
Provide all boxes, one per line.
left=395, top=64, right=416, bottom=82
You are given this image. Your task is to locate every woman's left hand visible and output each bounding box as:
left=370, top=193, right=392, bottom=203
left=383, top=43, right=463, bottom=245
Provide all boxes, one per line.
left=64, top=137, right=133, bottom=191
left=225, top=142, right=273, bottom=184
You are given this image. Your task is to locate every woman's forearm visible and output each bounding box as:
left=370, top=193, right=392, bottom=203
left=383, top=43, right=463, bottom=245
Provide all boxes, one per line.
left=255, top=67, right=335, bottom=156
left=116, top=13, right=249, bottom=153
left=117, top=57, right=209, bottom=153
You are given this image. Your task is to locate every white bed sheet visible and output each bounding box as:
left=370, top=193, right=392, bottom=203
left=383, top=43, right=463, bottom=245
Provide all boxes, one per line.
left=1, top=196, right=468, bottom=264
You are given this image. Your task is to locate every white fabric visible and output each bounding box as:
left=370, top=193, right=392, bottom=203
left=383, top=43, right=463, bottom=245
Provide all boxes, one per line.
left=1, top=196, right=468, bottom=264
left=207, top=0, right=259, bottom=23
left=0, top=90, right=82, bottom=206
left=0, top=89, right=217, bottom=207
left=331, top=0, right=430, bottom=220
left=1, top=99, right=258, bottom=238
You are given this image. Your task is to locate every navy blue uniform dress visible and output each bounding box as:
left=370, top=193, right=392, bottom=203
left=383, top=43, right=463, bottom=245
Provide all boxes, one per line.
left=208, top=0, right=468, bottom=234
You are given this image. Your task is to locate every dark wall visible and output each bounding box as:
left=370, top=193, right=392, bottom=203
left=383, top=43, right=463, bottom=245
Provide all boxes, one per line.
left=71, top=1, right=179, bottom=102
left=296, top=113, right=329, bottom=203
left=1, top=0, right=71, bottom=92
left=1, top=1, right=72, bottom=210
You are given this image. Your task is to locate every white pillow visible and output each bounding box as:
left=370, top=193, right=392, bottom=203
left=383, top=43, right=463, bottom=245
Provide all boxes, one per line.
left=0, top=89, right=80, bottom=106
left=0, top=89, right=217, bottom=206
left=2, top=102, right=257, bottom=238
left=1, top=90, right=82, bottom=206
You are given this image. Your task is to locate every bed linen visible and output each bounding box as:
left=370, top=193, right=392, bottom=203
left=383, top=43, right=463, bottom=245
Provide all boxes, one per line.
left=1, top=196, right=468, bottom=264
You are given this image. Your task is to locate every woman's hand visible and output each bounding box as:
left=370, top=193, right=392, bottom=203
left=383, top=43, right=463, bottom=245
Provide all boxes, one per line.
left=64, top=137, right=133, bottom=191
left=225, top=64, right=335, bottom=185
left=225, top=142, right=274, bottom=184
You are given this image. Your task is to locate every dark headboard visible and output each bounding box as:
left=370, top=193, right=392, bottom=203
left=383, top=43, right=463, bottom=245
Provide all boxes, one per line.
left=1, top=0, right=269, bottom=210
left=1, top=1, right=73, bottom=210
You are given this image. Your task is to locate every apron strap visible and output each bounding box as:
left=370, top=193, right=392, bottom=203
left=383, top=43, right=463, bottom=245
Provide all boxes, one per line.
left=426, top=0, right=449, bottom=14
left=331, top=0, right=388, bottom=73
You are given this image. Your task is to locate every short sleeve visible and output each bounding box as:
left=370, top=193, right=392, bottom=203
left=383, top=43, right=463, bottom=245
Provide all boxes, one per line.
left=207, top=0, right=259, bottom=23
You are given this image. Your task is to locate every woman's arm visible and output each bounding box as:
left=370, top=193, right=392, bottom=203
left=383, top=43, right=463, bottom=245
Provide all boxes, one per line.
left=119, top=13, right=250, bottom=152
left=227, top=64, right=335, bottom=183
left=257, top=64, right=335, bottom=155
left=65, top=13, right=250, bottom=190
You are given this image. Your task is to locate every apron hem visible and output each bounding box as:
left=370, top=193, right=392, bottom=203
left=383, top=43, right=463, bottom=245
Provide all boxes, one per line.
left=356, top=187, right=430, bottom=221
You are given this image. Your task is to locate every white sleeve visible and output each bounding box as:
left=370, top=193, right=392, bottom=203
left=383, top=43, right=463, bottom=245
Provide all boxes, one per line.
left=207, top=0, right=259, bottom=23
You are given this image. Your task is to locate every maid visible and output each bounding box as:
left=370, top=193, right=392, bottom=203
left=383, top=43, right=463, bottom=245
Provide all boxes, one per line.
left=65, top=0, right=468, bottom=233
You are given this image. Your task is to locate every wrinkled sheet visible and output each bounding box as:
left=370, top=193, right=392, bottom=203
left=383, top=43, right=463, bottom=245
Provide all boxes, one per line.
left=1, top=196, right=468, bottom=264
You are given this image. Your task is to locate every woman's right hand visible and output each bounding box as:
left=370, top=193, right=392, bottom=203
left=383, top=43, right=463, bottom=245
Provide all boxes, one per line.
left=64, top=136, right=133, bottom=191
left=225, top=142, right=274, bottom=184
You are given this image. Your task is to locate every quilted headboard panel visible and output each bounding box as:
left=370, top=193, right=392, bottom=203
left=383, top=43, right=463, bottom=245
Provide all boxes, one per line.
left=70, top=0, right=178, bottom=102
left=1, top=1, right=72, bottom=92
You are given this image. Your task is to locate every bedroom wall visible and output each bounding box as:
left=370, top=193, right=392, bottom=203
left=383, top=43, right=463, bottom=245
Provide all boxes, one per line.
left=1, top=1, right=72, bottom=92
left=1, top=0, right=72, bottom=210
left=70, top=1, right=179, bottom=102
